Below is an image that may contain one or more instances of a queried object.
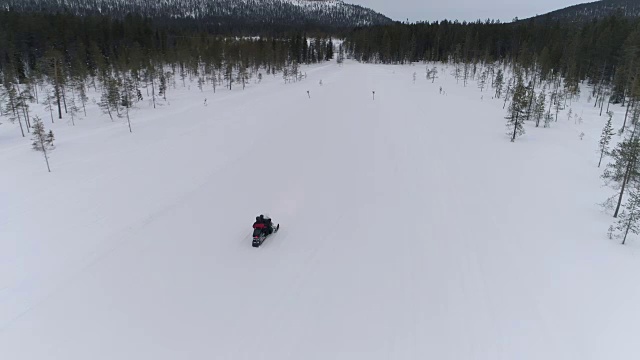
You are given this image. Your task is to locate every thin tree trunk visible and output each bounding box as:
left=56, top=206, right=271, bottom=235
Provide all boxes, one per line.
left=615, top=159, right=634, bottom=218
left=526, top=78, right=536, bottom=121
left=623, top=99, right=634, bottom=132
left=62, top=87, right=68, bottom=114
left=23, top=105, right=31, bottom=132
left=126, top=105, right=132, bottom=133
left=40, top=137, right=51, bottom=173
left=622, top=219, right=631, bottom=244
left=151, top=77, right=156, bottom=109
left=54, top=59, right=63, bottom=119
left=10, top=99, right=25, bottom=137
left=48, top=97, right=54, bottom=123
left=503, top=86, right=510, bottom=109
left=17, top=115, right=25, bottom=137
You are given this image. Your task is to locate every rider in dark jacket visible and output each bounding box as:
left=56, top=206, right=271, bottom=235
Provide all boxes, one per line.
left=257, top=215, right=273, bottom=234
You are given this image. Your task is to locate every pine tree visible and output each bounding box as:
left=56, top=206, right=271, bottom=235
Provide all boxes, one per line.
left=494, top=69, right=504, bottom=98
left=43, top=88, right=55, bottom=123
left=554, top=90, right=565, bottom=121
left=533, top=91, right=546, bottom=127
left=477, top=69, right=487, bottom=92
left=2, top=83, right=25, bottom=137
left=427, top=66, right=438, bottom=83
left=75, top=80, right=88, bottom=116
left=614, top=184, right=640, bottom=244
left=67, top=92, right=79, bottom=126
left=599, top=111, right=615, bottom=167
left=506, top=77, right=527, bottom=142
left=120, top=75, right=136, bottom=133
left=31, top=116, right=52, bottom=172
left=603, top=133, right=640, bottom=217
left=337, top=44, right=345, bottom=65
left=46, top=130, right=55, bottom=148
left=99, top=87, right=114, bottom=121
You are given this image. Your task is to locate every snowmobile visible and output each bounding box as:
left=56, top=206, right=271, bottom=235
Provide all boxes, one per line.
left=252, top=222, right=279, bottom=248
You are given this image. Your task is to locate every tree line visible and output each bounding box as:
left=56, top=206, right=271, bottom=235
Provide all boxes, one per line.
left=0, top=10, right=335, bottom=135
left=345, top=15, right=640, bottom=105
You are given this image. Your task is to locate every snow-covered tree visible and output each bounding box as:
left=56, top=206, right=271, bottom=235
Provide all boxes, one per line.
left=120, top=75, right=136, bottom=133
left=337, top=44, right=345, bottom=65
left=2, top=83, right=26, bottom=137
left=31, top=116, right=52, bottom=172
left=614, top=184, right=640, bottom=244
left=603, top=134, right=640, bottom=217
left=554, top=90, right=565, bottom=121
left=75, top=80, right=88, bottom=116
left=599, top=111, right=615, bottom=167
left=505, top=77, right=527, bottom=142
left=42, top=88, right=56, bottom=123
left=477, top=69, right=487, bottom=92
left=427, top=66, right=438, bottom=83
left=46, top=130, right=55, bottom=148
left=533, top=91, right=546, bottom=127
left=67, top=92, right=79, bottom=126
left=99, top=78, right=120, bottom=120
left=494, top=69, right=504, bottom=98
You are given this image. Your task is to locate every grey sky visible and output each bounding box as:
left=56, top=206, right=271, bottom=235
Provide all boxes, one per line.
left=348, top=0, right=587, bottom=22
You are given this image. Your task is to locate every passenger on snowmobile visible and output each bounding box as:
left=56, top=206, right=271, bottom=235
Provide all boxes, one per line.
left=253, top=216, right=265, bottom=229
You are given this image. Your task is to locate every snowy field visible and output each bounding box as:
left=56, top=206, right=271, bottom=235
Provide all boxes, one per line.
left=2, top=59, right=640, bottom=359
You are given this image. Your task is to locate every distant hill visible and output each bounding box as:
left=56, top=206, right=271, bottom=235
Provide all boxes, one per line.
left=0, top=0, right=393, bottom=29
left=525, top=0, right=640, bottom=23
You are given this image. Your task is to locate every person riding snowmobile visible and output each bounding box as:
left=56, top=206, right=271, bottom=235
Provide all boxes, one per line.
left=253, top=215, right=273, bottom=236
left=252, top=216, right=266, bottom=237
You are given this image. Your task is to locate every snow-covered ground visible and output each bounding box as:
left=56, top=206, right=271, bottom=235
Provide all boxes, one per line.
left=1, top=60, right=640, bottom=359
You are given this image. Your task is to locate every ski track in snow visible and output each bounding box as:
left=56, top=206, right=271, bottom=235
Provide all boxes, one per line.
left=2, top=60, right=640, bottom=359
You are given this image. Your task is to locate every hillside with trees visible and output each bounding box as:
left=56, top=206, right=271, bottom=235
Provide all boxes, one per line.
left=525, top=0, right=640, bottom=23
left=0, top=0, right=393, bottom=32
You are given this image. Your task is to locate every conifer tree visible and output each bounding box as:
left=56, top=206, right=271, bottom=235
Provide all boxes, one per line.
left=603, top=132, right=640, bottom=218
left=614, top=184, right=640, bottom=244
left=337, top=44, right=345, bottom=65
left=533, top=91, right=546, bottom=127
left=43, top=89, right=55, bottom=123
left=506, top=77, right=527, bottom=142
left=31, top=116, right=52, bottom=172
left=478, top=69, right=487, bottom=92
left=120, top=75, right=136, bottom=133
left=75, top=80, right=88, bottom=116
left=67, top=92, right=79, bottom=126
left=2, top=83, right=25, bottom=137
left=46, top=130, right=55, bottom=148
left=599, top=111, right=615, bottom=167
left=494, top=69, right=504, bottom=98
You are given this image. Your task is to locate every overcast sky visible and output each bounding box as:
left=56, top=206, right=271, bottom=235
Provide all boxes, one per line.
left=348, top=0, right=587, bottom=22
